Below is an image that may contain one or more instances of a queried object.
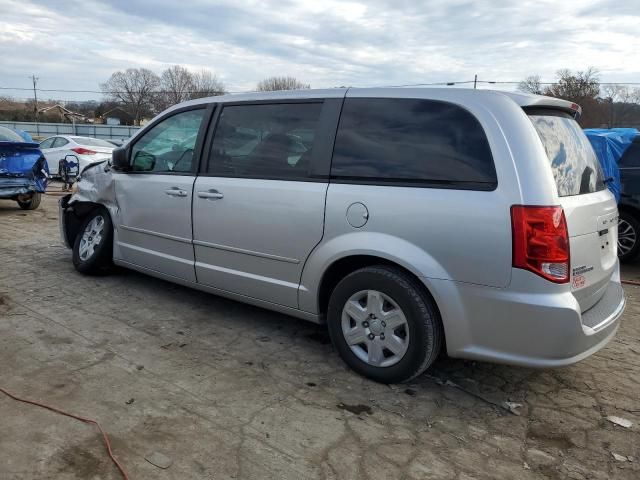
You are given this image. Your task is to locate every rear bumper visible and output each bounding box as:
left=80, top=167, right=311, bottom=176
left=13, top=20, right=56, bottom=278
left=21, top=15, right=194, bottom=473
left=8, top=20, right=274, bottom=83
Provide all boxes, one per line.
left=0, top=178, right=37, bottom=199
left=428, top=265, right=625, bottom=368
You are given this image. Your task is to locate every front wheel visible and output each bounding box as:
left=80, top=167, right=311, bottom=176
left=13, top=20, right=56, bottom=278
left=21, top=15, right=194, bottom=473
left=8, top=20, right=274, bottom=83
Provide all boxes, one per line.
left=72, top=207, right=113, bottom=275
left=17, top=192, right=41, bottom=210
left=327, top=265, right=443, bottom=384
left=618, top=211, right=640, bottom=263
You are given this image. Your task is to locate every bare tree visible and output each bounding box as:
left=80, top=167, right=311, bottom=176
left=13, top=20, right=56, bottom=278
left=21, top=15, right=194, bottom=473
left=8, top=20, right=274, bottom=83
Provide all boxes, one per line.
left=601, top=84, right=640, bottom=104
left=256, top=76, right=310, bottom=92
left=101, top=68, right=160, bottom=125
left=600, top=84, right=640, bottom=127
left=190, top=70, right=226, bottom=99
left=544, top=67, right=600, bottom=102
left=518, top=75, right=543, bottom=95
left=542, top=68, right=603, bottom=127
left=156, top=65, right=194, bottom=111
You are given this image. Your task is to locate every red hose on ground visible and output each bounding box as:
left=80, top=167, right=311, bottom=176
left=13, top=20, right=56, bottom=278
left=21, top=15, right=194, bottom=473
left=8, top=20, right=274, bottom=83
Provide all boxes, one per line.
left=622, top=279, right=640, bottom=286
left=0, top=387, right=129, bottom=480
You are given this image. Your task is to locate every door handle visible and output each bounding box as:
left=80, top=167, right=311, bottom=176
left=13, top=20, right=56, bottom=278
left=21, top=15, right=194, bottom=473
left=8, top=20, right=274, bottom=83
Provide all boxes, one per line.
left=197, top=190, right=224, bottom=200
left=165, top=188, right=188, bottom=197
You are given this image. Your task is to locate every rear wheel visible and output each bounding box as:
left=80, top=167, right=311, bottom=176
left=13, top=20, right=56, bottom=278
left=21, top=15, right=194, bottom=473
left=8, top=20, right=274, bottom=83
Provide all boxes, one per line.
left=327, top=265, right=443, bottom=384
left=72, top=207, right=113, bottom=275
left=16, top=192, right=41, bottom=210
left=618, top=211, right=640, bottom=263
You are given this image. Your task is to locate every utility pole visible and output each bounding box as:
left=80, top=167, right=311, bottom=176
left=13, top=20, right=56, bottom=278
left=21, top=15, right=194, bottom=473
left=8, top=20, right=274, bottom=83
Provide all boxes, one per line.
left=609, top=97, right=614, bottom=128
left=474, top=74, right=478, bottom=90
left=31, top=74, right=40, bottom=136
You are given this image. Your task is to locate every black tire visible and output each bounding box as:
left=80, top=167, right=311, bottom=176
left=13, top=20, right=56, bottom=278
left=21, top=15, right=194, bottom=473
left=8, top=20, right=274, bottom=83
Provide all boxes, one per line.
left=618, top=211, right=640, bottom=263
left=17, top=192, right=41, bottom=210
left=327, top=265, right=443, bottom=384
left=72, top=207, right=114, bottom=275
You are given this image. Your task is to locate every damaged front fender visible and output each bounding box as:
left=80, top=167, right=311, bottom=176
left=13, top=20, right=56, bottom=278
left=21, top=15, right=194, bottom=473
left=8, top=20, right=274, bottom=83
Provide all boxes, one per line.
left=59, top=160, right=119, bottom=248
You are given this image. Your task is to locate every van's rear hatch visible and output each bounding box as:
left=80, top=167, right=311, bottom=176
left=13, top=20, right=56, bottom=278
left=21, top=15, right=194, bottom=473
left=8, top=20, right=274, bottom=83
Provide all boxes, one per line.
left=528, top=109, right=619, bottom=314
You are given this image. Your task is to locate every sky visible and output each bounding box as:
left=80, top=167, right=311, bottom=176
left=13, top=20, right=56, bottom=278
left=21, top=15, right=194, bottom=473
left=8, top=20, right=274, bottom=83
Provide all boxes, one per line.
left=1, top=0, right=639, bottom=102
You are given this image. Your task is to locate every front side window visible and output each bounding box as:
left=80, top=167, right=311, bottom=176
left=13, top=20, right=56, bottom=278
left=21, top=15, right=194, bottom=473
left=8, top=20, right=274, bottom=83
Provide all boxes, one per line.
left=529, top=111, right=605, bottom=196
left=331, top=98, right=497, bottom=188
left=131, top=109, right=206, bottom=173
left=208, top=103, right=323, bottom=179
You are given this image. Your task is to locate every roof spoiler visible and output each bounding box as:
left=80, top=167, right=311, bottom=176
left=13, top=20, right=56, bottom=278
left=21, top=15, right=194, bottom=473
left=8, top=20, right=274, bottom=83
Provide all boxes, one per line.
left=501, top=92, right=582, bottom=119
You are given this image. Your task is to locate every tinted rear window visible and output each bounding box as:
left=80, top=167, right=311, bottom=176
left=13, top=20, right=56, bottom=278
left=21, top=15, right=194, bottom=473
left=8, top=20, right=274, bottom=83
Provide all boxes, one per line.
left=0, top=126, right=24, bottom=143
left=619, top=138, right=640, bottom=168
left=331, top=98, right=497, bottom=189
left=528, top=111, right=605, bottom=197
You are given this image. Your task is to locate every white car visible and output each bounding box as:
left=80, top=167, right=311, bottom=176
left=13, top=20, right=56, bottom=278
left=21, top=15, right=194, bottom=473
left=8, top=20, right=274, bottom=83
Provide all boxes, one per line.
left=39, top=135, right=114, bottom=175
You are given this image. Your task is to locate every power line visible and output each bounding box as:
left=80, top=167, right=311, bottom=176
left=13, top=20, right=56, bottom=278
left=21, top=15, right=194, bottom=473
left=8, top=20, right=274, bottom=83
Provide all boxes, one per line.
left=0, top=86, right=248, bottom=95
left=1, top=79, right=640, bottom=95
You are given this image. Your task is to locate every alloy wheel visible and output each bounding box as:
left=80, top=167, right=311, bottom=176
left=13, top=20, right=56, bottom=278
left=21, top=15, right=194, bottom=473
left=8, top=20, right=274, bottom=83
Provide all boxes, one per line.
left=618, top=218, right=636, bottom=257
left=78, top=215, right=105, bottom=261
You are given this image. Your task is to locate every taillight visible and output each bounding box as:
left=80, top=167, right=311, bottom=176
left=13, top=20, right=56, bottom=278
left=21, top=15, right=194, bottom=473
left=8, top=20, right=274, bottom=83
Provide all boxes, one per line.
left=511, top=205, right=570, bottom=283
left=71, top=147, right=96, bottom=155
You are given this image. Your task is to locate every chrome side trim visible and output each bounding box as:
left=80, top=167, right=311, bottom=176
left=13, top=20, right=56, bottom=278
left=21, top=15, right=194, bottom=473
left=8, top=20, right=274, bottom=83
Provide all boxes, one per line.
left=119, top=224, right=192, bottom=244
left=113, top=258, right=321, bottom=324
left=193, top=239, right=300, bottom=264
left=194, top=261, right=300, bottom=289
left=117, top=241, right=195, bottom=266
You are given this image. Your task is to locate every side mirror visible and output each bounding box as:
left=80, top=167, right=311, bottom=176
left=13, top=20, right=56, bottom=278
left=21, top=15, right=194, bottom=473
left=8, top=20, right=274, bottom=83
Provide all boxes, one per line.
left=111, top=146, right=130, bottom=171
left=131, top=151, right=156, bottom=172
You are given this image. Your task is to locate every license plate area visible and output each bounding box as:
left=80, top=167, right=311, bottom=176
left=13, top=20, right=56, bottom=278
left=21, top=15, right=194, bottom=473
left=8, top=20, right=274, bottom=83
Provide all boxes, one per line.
left=599, top=227, right=615, bottom=254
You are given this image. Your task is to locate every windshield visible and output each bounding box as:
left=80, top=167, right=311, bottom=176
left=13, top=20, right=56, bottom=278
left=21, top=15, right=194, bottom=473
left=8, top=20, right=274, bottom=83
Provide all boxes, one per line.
left=0, top=126, right=25, bottom=143
left=71, top=137, right=114, bottom=148
left=529, top=111, right=605, bottom=197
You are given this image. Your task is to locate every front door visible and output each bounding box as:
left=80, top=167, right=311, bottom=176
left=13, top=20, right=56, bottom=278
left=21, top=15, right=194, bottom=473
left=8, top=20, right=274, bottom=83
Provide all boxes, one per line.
left=114, top=106, right=210, bottom=282
left=193, top=101, right=336, bottom=307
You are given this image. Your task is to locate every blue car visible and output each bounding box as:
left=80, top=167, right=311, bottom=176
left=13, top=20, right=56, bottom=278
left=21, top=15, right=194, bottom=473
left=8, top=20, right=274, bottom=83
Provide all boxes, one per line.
left=0, top=125, right=49, bottom=210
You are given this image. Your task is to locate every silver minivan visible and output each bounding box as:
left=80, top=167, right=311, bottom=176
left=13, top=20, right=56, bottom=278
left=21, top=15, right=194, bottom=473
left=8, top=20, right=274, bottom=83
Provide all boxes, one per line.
left=60, top=88, right=625, bottom=383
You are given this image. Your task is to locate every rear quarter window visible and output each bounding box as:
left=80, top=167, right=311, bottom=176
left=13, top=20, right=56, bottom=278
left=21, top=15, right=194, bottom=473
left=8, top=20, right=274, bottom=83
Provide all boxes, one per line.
left=528, top=110, right=605, bottom=197
left=330, top=98, right=497, bottom=189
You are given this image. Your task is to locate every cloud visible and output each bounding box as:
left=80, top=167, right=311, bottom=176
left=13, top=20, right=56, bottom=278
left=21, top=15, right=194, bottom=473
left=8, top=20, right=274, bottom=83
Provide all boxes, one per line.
left=0, top=0, right=638, bottom=101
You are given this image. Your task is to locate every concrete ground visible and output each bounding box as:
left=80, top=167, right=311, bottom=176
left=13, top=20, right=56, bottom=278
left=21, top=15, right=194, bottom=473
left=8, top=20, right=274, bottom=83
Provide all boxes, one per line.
left=0, top=187, right=638, bottom=480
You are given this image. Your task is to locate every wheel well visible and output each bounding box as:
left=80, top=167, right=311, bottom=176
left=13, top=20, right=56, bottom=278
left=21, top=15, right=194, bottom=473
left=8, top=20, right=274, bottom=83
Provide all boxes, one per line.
left=618, top=203, right=640, bottom=220
left=63, top=201, right=107, bottom=247
left=317, top=255, right=432, bottom=315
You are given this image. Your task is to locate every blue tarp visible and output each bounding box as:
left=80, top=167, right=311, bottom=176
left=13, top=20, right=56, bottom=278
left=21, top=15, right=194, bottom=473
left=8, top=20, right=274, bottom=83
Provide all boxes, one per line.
left=584, top=128, right=638, bottom=202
